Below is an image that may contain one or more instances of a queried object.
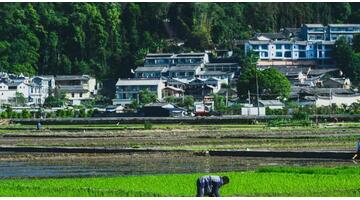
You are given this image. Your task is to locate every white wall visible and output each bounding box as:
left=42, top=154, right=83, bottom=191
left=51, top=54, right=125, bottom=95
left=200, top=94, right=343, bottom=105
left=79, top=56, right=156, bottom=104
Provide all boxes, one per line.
left=316, top=95, right=360, bottom=107
left=241, top=107, right=266, bottom=116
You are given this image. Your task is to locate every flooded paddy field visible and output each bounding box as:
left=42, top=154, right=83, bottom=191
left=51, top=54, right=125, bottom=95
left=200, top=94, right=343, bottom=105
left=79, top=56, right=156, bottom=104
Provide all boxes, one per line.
left=0, top=152, right=358, bottom=178
left=0, top=123, right=359, bottom=178
left=0, top=125, right=359, bottom=151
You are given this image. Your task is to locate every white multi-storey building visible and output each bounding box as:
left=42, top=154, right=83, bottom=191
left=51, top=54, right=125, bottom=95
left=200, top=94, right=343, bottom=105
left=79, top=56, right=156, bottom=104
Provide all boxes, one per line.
left=245, top=40, right=334, bottom=66
left=54, top=75, right=98, bottom=105
left=244, top=23, right=360, bottom=67
left=112, top=79, right=166, bottom=106
left=328, top=24, right=360, bottom=42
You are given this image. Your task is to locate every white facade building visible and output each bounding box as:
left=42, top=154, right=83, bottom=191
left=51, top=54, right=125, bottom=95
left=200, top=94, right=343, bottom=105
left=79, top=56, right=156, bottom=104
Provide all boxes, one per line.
left=113, top=79, right=166, bottom=106
left=245, top=40, right=334, bottom=66
left=29, top=76, right=55, bottom=105
left=316, top=94, right=360, bottom=107
left=54, top=75, right=97, bottom=105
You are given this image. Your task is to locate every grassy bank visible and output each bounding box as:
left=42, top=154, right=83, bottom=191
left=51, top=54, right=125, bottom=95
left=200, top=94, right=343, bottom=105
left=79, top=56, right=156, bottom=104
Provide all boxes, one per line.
left=2, top=166, right=360, bottom=196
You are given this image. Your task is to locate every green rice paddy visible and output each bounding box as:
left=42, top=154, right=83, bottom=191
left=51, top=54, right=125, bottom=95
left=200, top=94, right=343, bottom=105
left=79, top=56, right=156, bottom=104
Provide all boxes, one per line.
left=2, top=166, right=360, bottom=197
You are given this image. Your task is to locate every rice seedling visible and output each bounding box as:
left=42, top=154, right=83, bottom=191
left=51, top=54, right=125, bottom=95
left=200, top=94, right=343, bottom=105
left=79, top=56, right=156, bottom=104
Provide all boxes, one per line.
left=1, top=166, right=360, bottom=197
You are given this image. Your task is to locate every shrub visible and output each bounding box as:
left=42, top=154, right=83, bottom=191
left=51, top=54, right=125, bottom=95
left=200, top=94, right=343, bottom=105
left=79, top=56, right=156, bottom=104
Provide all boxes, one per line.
left=266, top=107, right=285, bottom=115
left=56, top=109, right=65, bottom=118
left=21, top=109, right=31, bottom=118
left=5, top=107, right=12, bottom=117
left=87, top=109, right=94, bottom=117
left=0, top=112, right=7, bottom=118
left=144, top=121, right=152, bottom=130
left=293, top=111, right=309, bottom=120
left=46, top=112, right=54, bottom=118
left=79, top=108, right=86, bottom=118
left=65, top=109, right=74, bottom=118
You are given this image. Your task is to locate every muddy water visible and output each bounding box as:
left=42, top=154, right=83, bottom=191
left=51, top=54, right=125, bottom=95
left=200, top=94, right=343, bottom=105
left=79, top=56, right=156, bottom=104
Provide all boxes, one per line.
left=0, top=152, right=358, bottom=178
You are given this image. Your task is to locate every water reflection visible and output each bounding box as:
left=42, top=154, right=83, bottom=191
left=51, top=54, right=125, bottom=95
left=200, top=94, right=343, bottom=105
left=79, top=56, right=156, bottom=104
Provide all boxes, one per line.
left=0, top=152, right=357, bottom=178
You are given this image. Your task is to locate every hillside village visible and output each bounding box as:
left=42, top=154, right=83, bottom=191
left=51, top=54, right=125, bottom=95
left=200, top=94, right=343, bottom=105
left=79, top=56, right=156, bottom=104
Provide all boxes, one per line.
left=1, top=23, right=360, bottom=117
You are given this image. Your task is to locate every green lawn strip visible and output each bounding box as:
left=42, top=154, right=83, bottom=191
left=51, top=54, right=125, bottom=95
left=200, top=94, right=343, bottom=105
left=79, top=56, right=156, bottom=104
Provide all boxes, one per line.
left=2, top=166, right=360, bottom=196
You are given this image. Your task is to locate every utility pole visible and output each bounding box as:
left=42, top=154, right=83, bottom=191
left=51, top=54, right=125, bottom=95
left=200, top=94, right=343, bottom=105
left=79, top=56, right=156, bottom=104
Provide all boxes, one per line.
left=225, top=88, right=229, bottom=107
left=248, top=90, right=251, bottom=105
left=255, top=65, right=260, bottom=116
left=297, top=94, right=300, bottom=105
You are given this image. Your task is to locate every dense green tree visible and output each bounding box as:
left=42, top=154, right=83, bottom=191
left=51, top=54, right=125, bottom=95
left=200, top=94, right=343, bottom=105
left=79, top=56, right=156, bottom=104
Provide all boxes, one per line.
left=213, top=94, right=226, bottom=111
left=333, top=37, right=354, bottom=77
left=0, top=2, right=357, bottom=84
left=15, top=92, right=26, bottom=105
left=181, top=95, right=194, bottom=110
left=353, top=34, right=360, bottom=53
left=139, top=89, right=157, bottom=105
left=237, top=53, right=290, bottom=100
left=261, top=68, right=291, bottom=99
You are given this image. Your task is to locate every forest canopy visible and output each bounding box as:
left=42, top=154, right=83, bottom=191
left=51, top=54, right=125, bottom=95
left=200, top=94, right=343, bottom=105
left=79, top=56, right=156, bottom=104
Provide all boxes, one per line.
left=0, top=2, right=358, bottom=80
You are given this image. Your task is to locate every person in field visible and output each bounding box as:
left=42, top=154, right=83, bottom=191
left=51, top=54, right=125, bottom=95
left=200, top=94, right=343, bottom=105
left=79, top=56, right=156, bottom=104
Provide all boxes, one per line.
left=196, top=175, right=229, bottom=197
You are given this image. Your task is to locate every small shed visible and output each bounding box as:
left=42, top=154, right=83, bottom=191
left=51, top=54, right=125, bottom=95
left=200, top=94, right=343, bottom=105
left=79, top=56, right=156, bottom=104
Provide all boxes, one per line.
left=258, top=100, right=285, bottom=109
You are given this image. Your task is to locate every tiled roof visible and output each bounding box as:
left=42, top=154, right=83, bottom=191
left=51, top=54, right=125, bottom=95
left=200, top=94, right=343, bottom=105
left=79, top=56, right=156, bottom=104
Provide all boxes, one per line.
left=58, top=85, right=88, bottom=93
left=116, top=78, right=163, bottom=86
left=304, top=24, right=324, bottom=28
left=168, top=65, right=199, bottom=72
left=198, top=71, right=228, bottom=76
left=55, top=75, right=90, bottom=81
left=308, top=68, right=339, bottom=76
left=205, top=63, right=238, bottom=66
left=256, top=32, right=288, bottom=40
left=164, top=86, right=184, bottom=92
left=135, top=66, right=168, bottom=72
left=328, top=24, right=360, bottom=27
left=259, top=100, right=284, bottom=106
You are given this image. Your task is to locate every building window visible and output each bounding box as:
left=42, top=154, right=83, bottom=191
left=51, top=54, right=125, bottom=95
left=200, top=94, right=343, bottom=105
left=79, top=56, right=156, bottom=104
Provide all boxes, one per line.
left=325, top=45, right=332, bottom=50
left=284, top=51, right=292, bottom=58
left=299, top=45, right=306, bottom=50
left=318, top=51, right=323, bottom=58
left=299, top=52, right=306, bottom=58
left=72, top=93, right=74, bottom=97
left=284, top=44, right=291, bottom=49
left=325, top=51, right=331, bottom=57
left=276, top=44, right=282, bottom=50
left=80, top=93, right=83, bottom=98
left=261, top=45, right=268, bottom=50
left=261, top=52, right=268, bottom=58
left=252, top=45, right=259, bottom=50
left=275, top=52, right=282, bottom=57
left=316, top=35, right=323, bottom=40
